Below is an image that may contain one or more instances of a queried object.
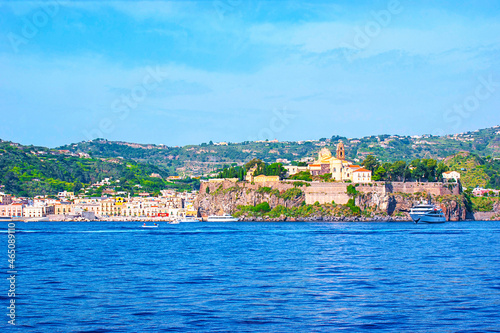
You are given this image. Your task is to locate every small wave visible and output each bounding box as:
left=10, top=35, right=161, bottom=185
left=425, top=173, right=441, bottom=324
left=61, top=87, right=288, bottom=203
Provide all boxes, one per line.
left=132, top=312, right=156, bottom=316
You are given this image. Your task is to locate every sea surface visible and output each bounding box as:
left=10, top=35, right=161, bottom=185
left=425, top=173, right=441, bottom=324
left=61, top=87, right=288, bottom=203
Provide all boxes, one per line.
left=1, top=221, right=500, bottom=332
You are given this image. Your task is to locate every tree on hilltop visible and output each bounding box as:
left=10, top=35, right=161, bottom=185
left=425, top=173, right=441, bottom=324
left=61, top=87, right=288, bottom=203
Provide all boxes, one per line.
left=362, top=155, right=380, bottom=173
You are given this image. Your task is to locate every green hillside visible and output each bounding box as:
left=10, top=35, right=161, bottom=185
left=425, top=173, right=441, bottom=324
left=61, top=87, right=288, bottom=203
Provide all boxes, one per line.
left=2, top=126, right=500, bottom=196
left=444, top=152, right=500, bottom=189
left=58, top=126, right=500, bottom=177
left=0, top=141, right=198, bottom=197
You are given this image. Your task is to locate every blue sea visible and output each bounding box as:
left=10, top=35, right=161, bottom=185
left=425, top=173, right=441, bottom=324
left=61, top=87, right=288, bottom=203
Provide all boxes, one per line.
left=1, top=221, right=500, bottom=332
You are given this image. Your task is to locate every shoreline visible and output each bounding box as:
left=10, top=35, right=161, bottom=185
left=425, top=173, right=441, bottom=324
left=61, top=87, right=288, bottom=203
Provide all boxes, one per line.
left=0, top=217, right=483, bottom=223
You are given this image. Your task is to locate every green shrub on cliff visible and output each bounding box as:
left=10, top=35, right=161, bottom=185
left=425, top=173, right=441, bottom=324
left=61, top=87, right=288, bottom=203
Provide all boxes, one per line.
left=279, top=188, right=304, bottom=201
left=292, top=181, right=311, bottom=187
left=346, top=184, right=359, bottom=197
left=471, top=197, right=499, bottom=212
left=346, top=198, right=361, bottom=216
left=290, top=171, right=312, bottom=182
left=257, top=186, right=280, bottom=196
left=254, top=202, right=271, bottom=213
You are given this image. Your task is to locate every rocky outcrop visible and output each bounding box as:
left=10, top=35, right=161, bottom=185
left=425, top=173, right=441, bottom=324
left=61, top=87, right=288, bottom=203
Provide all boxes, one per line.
left=473, top=201, right=500, bottom=221
left=440, top=197, right=468, bottom=221
left=356, top=192, right=470, bottom=221
left=195, top=181, right=473, bottom=221
left=194, top=180, right=304, bottom=217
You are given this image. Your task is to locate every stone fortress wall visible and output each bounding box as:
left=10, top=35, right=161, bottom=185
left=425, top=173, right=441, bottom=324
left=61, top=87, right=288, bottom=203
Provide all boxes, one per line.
left=199, top=180, right=459, bottom=206
left=305, top=181, right=459, bottom=205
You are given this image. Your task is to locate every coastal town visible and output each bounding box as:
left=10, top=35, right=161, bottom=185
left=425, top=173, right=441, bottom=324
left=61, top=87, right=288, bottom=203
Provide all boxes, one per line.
left=0, top=190, right=198, bottom=222
left=1, top=141, right=499, bottom=222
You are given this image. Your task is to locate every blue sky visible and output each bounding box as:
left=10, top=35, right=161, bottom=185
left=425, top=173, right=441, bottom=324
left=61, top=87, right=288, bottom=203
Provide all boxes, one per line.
left=1, top=0, right=499, bottom=147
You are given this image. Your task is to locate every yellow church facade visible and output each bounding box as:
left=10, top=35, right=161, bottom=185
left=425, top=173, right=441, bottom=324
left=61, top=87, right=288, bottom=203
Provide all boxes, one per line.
left=245, top=165, right=280, bottom=183
left=309, top=142, right=372, bottom=183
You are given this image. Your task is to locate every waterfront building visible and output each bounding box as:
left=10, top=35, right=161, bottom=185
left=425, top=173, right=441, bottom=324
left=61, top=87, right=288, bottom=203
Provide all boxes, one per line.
left=100, top=198, right=122, bottom=216
left=0, top=192, right=13, bottom=205
left=23, top=206, right=53, bottom=218
left=54, top=202, right=75, bottom=215
left=0, top=203, right=24, bottom=217
left=74, top=203, right=101, bottom=216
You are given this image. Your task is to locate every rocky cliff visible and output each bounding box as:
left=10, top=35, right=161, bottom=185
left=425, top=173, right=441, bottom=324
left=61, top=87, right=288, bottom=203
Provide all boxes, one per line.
left=195, top=181, right=473, bottom=221
left=194, top=180, right=304, bottom=217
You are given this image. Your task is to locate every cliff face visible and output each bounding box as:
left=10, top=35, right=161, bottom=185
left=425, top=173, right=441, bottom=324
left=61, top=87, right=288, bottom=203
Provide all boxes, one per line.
left=357, top=192, right=469, bottom=221
left=440, top=197, right=468, bottom=221
left=194, top=181, right=304, bottom=217
left=195, top=181, right=472, bottom=221
left=472, top=201, right=500, bottom=221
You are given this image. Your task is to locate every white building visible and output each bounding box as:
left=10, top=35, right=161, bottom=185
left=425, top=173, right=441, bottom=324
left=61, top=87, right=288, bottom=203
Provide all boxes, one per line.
left=283, top=165, right=309, bottom=177
left=442, top=171, right=461, bottom=182
left=352, top=168, right=372, bottom=183
left=23, top=206, right=51, bottom=218
left=0, top=204, right=24, bottom=217
left=58, top=191, right=75, bottom=199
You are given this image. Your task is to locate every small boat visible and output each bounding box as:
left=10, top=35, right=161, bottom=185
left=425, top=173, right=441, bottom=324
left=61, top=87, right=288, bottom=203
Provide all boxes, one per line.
left=178, top=217, right=201, bottom=223
left=207, top=214, right=239, bottom=222
left=142, top=223, right=159, bottom=228
left=410, top=204, right=446, bottom=223
left=168, top=219, right=180, bottom=224
left=26, top=217, right=50, bottom=222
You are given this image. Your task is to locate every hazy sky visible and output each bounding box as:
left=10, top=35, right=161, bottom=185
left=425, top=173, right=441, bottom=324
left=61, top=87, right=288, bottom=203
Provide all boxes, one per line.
left=1, top=1, right=500, bottom=147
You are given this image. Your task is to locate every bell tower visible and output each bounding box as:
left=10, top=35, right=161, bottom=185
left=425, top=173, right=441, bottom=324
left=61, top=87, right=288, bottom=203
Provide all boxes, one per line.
left=336, top=141, right=345, bottom=160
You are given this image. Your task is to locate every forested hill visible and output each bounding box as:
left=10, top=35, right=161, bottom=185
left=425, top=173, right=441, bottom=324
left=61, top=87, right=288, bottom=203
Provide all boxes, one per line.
left=0, top=140, right=198, bottom=197
left=57, top=126, right=500, bottom=176
left=444, top=152, right=500, bottom=189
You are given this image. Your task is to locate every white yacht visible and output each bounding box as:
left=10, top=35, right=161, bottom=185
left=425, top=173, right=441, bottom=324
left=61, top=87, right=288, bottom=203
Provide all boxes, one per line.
left=410, top=204, right=446, bottom=223
left=206, top=214, right=239, bottom=222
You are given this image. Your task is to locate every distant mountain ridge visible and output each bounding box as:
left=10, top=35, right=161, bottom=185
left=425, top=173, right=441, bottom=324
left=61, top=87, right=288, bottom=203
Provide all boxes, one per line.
left=54, top=126, right=500, bottom=177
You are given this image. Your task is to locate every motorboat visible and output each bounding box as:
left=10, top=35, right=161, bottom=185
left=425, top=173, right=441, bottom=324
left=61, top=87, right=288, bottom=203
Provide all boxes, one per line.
left=206, top=214, right=239, bottom=222
left=178, top=217, right=201, bottom=223
left=410, top=204, right=446, bottom=223
left=142, top=223, right=159, bottom=228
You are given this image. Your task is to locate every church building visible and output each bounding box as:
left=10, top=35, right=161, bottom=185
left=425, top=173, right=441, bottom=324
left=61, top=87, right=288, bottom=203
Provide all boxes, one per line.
left=309, top=141, right=372, bottom=183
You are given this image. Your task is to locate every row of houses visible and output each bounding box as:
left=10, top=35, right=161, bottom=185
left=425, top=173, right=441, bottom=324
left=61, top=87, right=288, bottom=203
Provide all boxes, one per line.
left=0, top=190, right=198, bottom=219
left=472, top=187, right=500, bottom=197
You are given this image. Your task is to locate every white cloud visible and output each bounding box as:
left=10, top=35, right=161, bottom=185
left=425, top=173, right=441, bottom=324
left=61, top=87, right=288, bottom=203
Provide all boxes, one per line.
left=248, top=15, right=500, bottom=62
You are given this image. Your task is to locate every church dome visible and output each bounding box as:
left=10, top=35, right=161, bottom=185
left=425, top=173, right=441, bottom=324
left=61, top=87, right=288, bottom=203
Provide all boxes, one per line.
left=318, top=147, right=332, bottom=160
